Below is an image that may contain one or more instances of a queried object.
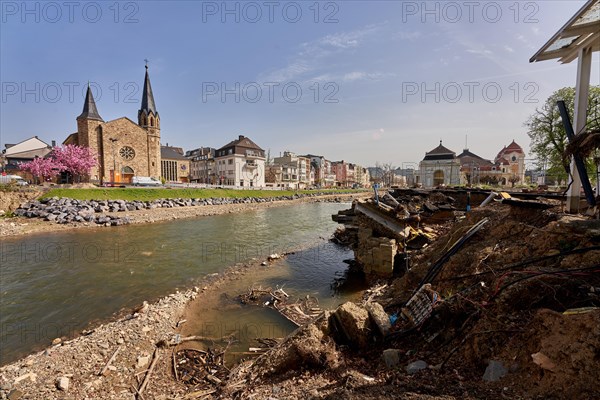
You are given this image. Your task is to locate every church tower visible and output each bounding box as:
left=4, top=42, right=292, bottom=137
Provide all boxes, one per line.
left=77, top=85, right=104, bottom=179
left=138, top=64, right=161, bottom=178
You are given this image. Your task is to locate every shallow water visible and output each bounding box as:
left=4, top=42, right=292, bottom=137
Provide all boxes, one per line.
left=0, top=203, right=364, bottom=365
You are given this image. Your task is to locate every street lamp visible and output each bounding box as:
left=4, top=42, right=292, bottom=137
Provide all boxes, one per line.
left=109, top=138, right=118, bottom=185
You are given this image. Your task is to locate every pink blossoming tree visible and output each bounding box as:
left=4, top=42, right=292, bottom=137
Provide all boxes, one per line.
left=51, top=144, right=98, bottom=183
left=19, top=157, right=62, bottom=184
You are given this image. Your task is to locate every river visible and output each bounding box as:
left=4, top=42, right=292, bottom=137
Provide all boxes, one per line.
left=0, top=202, right=365, bottom=365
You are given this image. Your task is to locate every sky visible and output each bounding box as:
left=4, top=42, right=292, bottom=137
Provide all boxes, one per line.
left=1, top=0, right=599, bottom=168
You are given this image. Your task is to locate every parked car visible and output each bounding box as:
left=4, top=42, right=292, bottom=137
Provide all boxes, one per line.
left=0, top=175, right=28, bottom=186
left=132, top=176, right=162, bottom=186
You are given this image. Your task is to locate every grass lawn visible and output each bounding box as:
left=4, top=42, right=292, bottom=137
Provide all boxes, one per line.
left=40, top=187, right=366, bottom=201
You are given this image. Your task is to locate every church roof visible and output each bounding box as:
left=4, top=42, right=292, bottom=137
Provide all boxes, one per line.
left=77, top=86, right=103, bottom=121
left=140, top=66, right=158, bottom=116
left=423, top=141, right=456, bottom=160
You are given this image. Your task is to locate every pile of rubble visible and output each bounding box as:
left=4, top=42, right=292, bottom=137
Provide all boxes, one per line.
left=221, top=191, right=600, bottom=399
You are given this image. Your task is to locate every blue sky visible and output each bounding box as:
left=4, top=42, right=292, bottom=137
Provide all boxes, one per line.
left=1, top=0, right=599, bottom=167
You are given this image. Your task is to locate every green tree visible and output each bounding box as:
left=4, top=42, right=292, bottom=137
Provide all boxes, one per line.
left=525, top=86, right=600, bottom=183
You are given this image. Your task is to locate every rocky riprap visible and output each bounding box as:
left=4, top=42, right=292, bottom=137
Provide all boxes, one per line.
left=14, top=194, right=350, bottom=226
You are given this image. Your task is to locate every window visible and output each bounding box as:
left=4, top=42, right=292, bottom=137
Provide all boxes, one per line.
left=119, top=146, right=135, bottom=160
left=228, top=159, right=233, bottom=165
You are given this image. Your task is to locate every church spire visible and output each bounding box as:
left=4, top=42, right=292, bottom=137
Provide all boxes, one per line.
left=140, top=64, right=158, bottom=116
left=77, top=85, right=103, bottom=121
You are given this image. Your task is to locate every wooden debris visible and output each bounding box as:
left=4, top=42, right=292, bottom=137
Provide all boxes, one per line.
left=174, top=348, right=230, bottom=393
left=98, top=346, right=120, bottom=376
left=183, top=389, right=217, bottom=399
left=137, top=348, right=160, bottom=398
left=239, top=286, right=322, bottom=326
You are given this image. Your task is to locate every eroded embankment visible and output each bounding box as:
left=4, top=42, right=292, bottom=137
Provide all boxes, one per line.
left=211, top=197, right=600, bottom=400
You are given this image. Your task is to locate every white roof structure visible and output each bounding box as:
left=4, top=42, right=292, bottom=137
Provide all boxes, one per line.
left=530, top=0, right=600, bottom=64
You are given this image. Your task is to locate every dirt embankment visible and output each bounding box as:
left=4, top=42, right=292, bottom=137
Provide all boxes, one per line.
left=0, top=188, right=45, bottom=213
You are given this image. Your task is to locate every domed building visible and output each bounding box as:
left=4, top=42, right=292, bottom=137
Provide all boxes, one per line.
left=418, top=141, right=461, bottom=187
left=494, top=140, right=526, bottom=185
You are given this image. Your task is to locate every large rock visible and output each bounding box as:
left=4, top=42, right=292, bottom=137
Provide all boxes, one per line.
left=330, top=302, right=371, bottom=349
left=365, top=302, right=391, bottom=336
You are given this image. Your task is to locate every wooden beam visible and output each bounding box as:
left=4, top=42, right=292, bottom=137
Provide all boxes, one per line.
left=559, top=32, right=600, bottom=63
left=561, top=21, right=600, bottom=38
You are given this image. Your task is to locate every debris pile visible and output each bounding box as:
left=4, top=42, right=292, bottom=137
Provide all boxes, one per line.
left=223, top=193, right=600, bottom=399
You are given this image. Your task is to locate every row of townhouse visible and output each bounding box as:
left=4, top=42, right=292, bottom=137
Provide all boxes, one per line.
left=183, top=135, right=370, bottom=189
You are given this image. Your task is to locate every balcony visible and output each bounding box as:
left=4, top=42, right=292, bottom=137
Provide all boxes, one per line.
left=245, top=161, right=258, bottom=169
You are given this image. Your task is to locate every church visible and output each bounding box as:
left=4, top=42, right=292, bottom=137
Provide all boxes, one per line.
left=64, top=66, right=161, bottom=184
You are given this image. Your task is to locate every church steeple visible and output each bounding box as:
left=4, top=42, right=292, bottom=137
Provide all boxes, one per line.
left=138, top=64, right=159, bottom=127
left=78, top=85, right=103, bottom=121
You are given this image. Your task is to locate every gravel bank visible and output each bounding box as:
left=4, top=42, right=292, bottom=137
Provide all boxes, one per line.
left=0, top=258, right=272, bottom=400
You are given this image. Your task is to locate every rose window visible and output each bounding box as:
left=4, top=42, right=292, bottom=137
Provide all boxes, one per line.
left=119, top=146, right=135, bottom=160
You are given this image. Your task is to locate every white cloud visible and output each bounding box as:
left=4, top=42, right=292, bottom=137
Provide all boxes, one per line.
left=466, top=48, right=493, bottom=56
left=395, top=31, right=422, bottom=41
left=259, top=24, right=384, bottom=82
left=342, top=71, right=394, bottom=82
left=504, top=45, right=515, bottom=53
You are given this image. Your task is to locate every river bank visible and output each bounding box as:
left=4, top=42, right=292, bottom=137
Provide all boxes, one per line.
left=0, top=193, right=368, bottom=238
left=0, top=255, right=284, bottom=399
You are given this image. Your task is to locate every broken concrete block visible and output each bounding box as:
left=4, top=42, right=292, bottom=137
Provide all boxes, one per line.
left=482, top=360, right=507, bottom=382
left=382, top=349, right=400, bottom=368
left=406, top=360, right=428, bottom=374
left=56, top=376, right=70, bottom=391
left=366, top=302, right=391, bottom=336
left=330, top=302, right=370, bottom=349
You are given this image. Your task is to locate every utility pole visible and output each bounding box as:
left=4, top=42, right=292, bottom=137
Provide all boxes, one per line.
left=109, top=138, right=118, bottom=185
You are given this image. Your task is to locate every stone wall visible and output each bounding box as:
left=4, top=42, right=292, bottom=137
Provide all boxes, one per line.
left=355, top=227, right=397, bottom=277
